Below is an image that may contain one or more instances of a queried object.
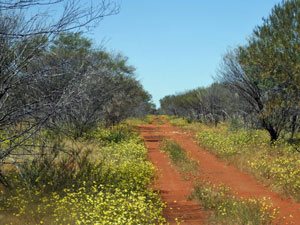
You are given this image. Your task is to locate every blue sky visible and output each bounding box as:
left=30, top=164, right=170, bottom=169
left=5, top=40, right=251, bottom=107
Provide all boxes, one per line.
left=90, top=0, right=281, bottom=106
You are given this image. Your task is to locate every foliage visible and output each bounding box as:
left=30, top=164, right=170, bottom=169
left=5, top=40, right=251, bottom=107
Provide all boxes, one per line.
left=32, top=32, right=153, bottom=136
left=87, top=123, right=137, bottom=144
left=53, top=186, right=164, bottom=225
left=248, top=149, right=300, bottom=201
left=219, top=0, right=300, bottom=141
left=0, top=0, right=120, bottom=180
left=160, top=83, right=240, bottom=126
left=125, top=115, right=159, bottom=126
left=191, top=182, right=278, bottom=225
left=1, top=184, right=165, bottom=225
left=0, top=31, right=154, bottom=177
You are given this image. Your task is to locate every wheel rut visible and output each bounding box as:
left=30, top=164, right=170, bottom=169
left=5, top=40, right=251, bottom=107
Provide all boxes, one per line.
left=139, top=124, right=207, bottom=225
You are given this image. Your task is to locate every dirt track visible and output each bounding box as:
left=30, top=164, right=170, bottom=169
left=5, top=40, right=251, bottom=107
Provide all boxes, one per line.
left=139, top=119, right=300, bottom=225
left=139, top=124, right=207, bottom=225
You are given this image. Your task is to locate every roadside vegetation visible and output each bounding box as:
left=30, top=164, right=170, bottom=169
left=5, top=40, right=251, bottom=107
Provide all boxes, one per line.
left=197, top=123, right=300, bottom=202
left=0, top=1, right=162, bottom=224
left=0, top=123, right=166, bottom=224
left=160, top=138, right=278, bottom=225
left=0, top=0, right=155, bottom=184
left=191, top=182, right=278, bottom=225
left=168, top=116, right=300, bottom=202
left=126, top=115, right=157, bottom=126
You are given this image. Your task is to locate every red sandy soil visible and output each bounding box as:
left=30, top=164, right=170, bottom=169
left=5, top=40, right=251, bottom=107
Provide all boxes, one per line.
left=138, top=118, right=300, bottom=225
left=139, top=124, right=207, bottom=225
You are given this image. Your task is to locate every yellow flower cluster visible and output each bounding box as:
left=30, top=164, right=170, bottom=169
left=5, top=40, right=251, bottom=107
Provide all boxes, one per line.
left=248, top=154, right=300, bottom=200
left=0, top=126, right=166, bottom=224
left=53, top=185, right=165, bottom=225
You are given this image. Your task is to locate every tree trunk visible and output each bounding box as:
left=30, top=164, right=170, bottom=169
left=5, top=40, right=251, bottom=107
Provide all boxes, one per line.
left=266, top=125, right=279, bottom=142
left=290, top=114, right=298, bottom=140
left=262, top=120, right=279, bottom=142
left=0, top=172, right=10, bottom=188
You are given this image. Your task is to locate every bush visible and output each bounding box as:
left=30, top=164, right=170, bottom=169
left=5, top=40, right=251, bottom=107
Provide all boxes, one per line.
left=1, top=184, right=165, bottom=225
left=87, top=123, right=136, bottom=144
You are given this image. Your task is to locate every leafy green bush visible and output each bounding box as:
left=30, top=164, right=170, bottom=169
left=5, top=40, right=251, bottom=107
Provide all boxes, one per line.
left=228, top=117, right=245, bottom=131
left=88, top=123, right=136, bottom=144
left=13, top=151, right=106, bottom=193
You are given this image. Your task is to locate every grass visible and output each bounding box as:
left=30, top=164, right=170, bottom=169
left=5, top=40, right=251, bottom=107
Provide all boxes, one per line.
left=167, top=116, right=300, bottom=202
left=160, top=139, right=199, bottom=179
left=167, top=116, right=192, bottom=128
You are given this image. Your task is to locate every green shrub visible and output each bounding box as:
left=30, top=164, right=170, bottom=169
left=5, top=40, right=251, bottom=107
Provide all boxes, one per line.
left=14, top=152, right=106, bottom=193
left=88, top=123, right=136, bottom=144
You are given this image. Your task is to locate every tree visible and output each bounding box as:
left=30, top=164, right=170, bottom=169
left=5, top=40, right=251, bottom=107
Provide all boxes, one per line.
left=0, top=0, right=118, bottom=37
left=220, top=0, right=300, bottom=141
left=0, top=1, right=118, bottom=185
left=160, top=83, right=239, bottom=125
left=15, top=32, right=153, bottom=137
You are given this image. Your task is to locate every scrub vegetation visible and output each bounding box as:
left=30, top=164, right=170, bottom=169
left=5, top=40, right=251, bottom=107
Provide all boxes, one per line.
left=0, top=124, right=166, bottom=224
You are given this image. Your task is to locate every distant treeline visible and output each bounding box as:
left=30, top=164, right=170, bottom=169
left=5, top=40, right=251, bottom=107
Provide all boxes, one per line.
left=160, top=0, right=300, bottom=142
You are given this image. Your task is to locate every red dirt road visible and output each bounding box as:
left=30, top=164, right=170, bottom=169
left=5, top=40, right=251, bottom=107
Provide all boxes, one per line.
left=139, top=124, right=207, bottom=225
left=139, top=120, right=300, bottom=225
